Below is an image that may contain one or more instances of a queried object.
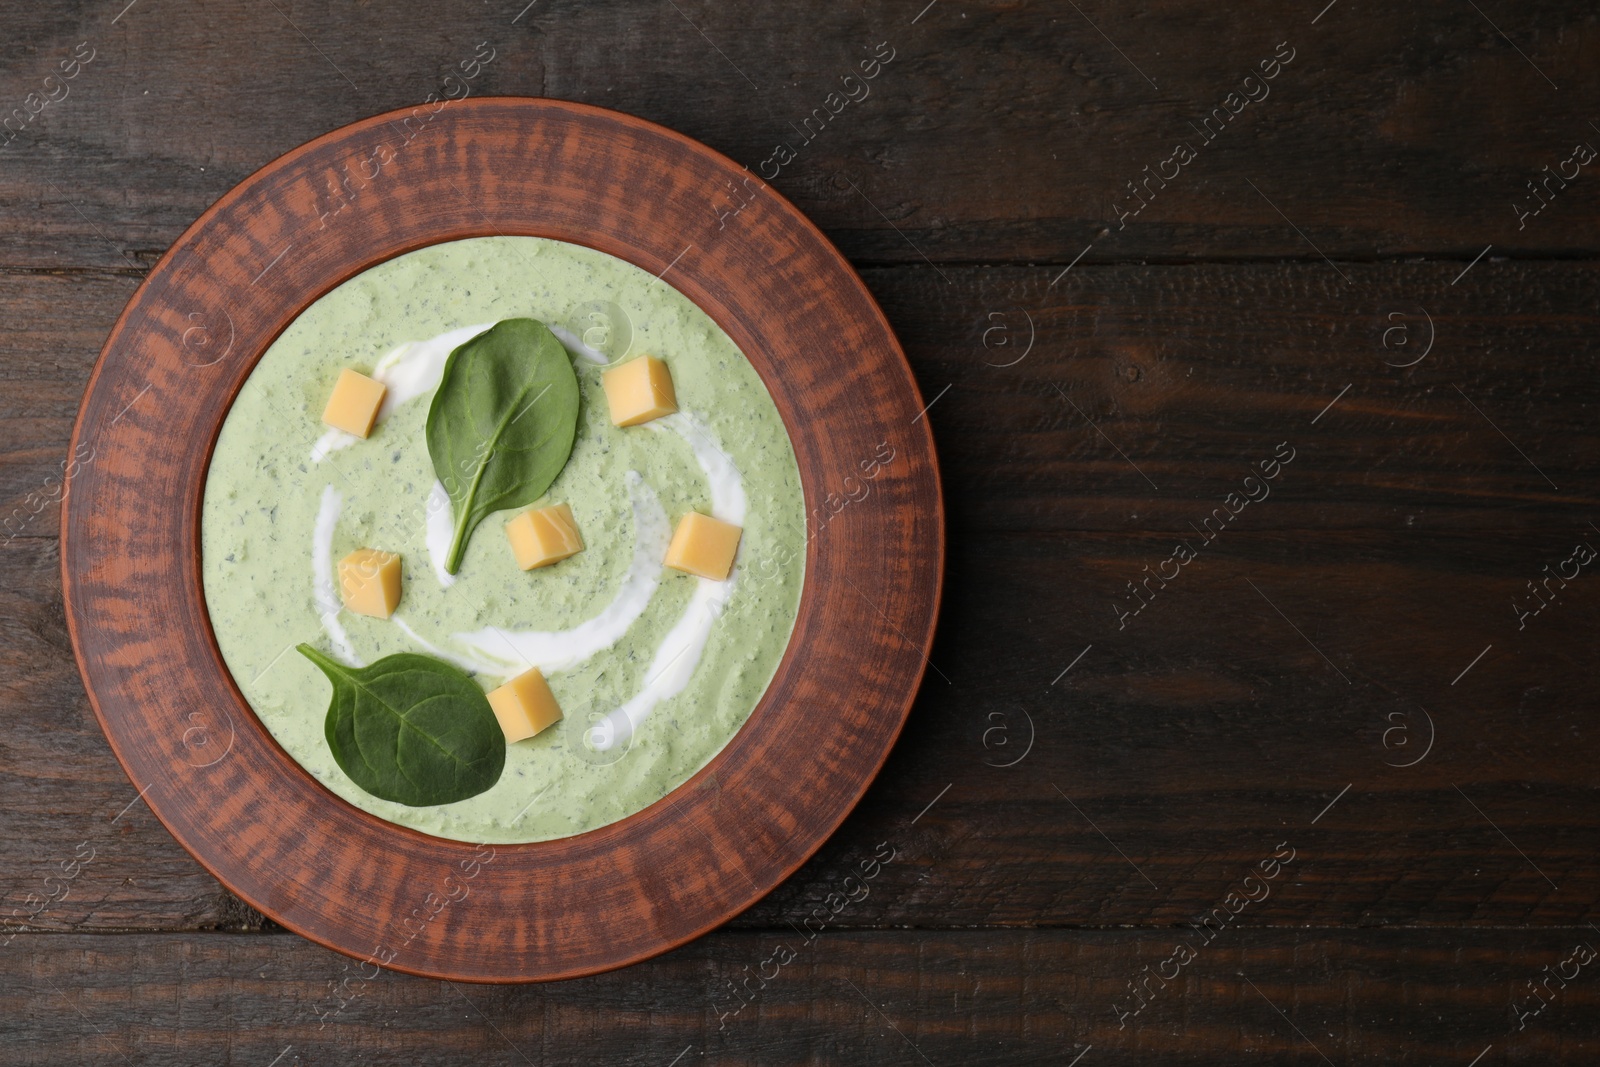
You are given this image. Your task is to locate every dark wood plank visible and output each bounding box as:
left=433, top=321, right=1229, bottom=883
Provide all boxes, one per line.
left=0, top=271, right=135, bottom=539
left=12, top=259, right=1599, bottom=537
left=5, top=259, right=1597, bottom=935
left=870, top=258, right=1599, bottom=532
left=4, top=0, right=1600, bottom=268
left=3, top=928, right=1599, bottom=1064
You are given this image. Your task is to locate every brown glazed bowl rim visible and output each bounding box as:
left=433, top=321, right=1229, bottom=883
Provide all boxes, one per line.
left=61, top=97, right=943, bottom=982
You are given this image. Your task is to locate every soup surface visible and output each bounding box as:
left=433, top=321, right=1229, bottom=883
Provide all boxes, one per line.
left=201, top=236, right=805, bottom=843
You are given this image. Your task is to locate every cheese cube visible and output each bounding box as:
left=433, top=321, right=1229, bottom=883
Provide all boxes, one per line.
left=488, top=667, right=563, bottom=743
left=338, top=548, right=402, bottom=618
left=505, top=503, right=584, bottom=570
left=664, top=512, right=742, bottom=581
left=601, top=356, right=677, bottom=427
left=321, top=368, right=387, bottom=437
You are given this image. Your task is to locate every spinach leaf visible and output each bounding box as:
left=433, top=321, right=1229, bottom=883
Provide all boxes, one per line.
left=426, top=318, right=581, bottom=573
left=297, top=644, right=506, bottom=807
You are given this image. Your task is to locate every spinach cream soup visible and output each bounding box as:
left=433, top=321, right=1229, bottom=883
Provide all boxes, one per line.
left=201, top=236, right=805, bottom=843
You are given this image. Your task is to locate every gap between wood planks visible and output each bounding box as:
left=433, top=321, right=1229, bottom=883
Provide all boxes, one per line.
left=8, top=249, right=1600, bottom=278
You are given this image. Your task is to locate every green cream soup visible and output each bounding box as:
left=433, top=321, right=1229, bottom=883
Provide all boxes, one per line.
left=201, top=236, right=805, bottom=843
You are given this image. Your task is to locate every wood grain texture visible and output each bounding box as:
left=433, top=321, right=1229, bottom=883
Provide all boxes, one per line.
left=3, top=1, right=1600, bottom=269
left=4, top=929, right=1600, bottom=1065
left=58, top=99, right=943, bottom=980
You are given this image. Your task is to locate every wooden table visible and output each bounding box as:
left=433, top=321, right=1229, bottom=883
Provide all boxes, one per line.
left=3, top=1, right=1596, bottom=1062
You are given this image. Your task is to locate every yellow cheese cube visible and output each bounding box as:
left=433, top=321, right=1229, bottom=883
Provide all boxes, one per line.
left=488, top=667, right=563, bottom=743
left=505, top=502, right=584, bottom=570
left=664, top=512, right=742, bottom=581
left=321, top=368, right=387, bottom=438
left=338, top=548, right=402, bottom=619
left=601, top=356, right=677, bottom=427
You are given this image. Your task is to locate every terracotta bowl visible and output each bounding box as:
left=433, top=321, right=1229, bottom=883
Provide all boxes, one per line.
left=61, top=97, right=943, bottom=982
